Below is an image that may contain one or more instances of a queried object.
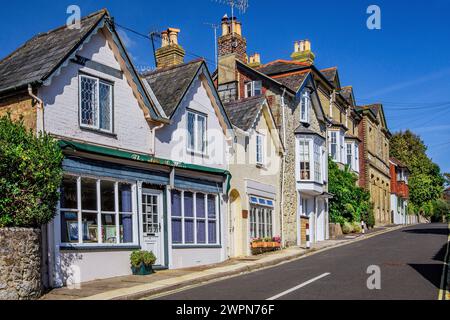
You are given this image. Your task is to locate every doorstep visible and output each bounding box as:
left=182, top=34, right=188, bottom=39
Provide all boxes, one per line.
left=41, top=224, right=406, bottom=300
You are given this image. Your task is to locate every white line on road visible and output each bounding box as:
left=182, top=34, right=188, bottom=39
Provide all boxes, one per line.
left=438, top=223, right=450, bottom=300
left=266, top=273, right=331, bottom=300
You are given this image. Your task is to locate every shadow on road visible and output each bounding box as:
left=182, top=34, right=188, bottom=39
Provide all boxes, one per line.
left=408, top=264, right=444, bottom=290
left=402, top=227, right=449, bottom=236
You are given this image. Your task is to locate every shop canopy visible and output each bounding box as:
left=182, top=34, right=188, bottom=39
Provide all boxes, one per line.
left=58, top=140, right=232, bottom=193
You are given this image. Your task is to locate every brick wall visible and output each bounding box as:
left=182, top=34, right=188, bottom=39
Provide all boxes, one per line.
left=218, top=34, right=247, bottom=63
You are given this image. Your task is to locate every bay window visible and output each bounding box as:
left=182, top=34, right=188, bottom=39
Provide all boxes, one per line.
left=60, top=175, right=136, bottom=246
left=79, top=75, right=113, bottom=132
left=187, top=111, right=207, bottom=154
left=299, top=139, right=311, bottom=180
left=330, top=131, right=338, bottom=161
left=346, top=143, right=353, bottom=168
left=171, top=190, right=219, bottom=246
left=314, top=143, right=321, bottom=182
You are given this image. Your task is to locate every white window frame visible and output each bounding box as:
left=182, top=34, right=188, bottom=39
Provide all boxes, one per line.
left=187, top=111, right=207, bottom=155
left=256, top=133, right=265, bottom=166
left=329, top=131, right=338, bottom=161
left=354, top=143, right=360, bottom=172
left=245, top=81, right=262, bottom=98
left=346, top=142, right=353, bottom=169
left=314, top=141, right=322, bottom=183
left=171, top=190, right=220, bottom=246
left=249, top=197, right=274, bottom=239
left=79, top=74, right=113, bottom=133
left=300, top=91, right=311, bottom=123
left=59, top=174, right=138, bottom=247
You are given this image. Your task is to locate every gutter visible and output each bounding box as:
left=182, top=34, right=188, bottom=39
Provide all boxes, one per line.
left=28, top=84, right=45, bottom=132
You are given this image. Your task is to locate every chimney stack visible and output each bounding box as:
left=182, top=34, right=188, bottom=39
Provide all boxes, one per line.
left=155, top=28, right=185, bottom=69
left=291, top=39, right=315, bottom=65
left=248, top=53, right=261, bottom=68
left=218, top=14, right=247, bottom=63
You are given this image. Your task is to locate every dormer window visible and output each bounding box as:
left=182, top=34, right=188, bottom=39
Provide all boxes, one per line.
left=187, top=111, right=207, bottom=155
left=245, top=81, right=262, bottom=98
left=300, top=91, right=310, bottom=123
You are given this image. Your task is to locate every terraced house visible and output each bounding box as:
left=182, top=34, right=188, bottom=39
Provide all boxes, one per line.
left=0, top=10, right=232, bottom=287
left=215, top=15, right=330, bottom=248
left=356, top=104, right=391, bottom=225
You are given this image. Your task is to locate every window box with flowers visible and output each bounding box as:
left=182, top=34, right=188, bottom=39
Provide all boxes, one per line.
left=250, top=236, right=282, bottom=254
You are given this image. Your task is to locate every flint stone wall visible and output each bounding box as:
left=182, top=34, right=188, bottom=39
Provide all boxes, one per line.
left=0, top=228, right=42, bottom=300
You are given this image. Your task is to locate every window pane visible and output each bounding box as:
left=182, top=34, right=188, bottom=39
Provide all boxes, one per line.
left=101, top=181, right=115, bottom=212
left=187, top=113, right=195, bottom=150
left=61, top=212, right=78, bottom=243
left=101, top=214, right=117, bottom=243
left=196, top=194, right=205, bottom=218
left=172, top=218, right=182, bottom=243
left=99, top=82, right=112, bottom=131
left=81, top=178, right=97, bottom=211
left=119, top=183, right=132, bottom=213
left=254, top=81, right=262, bottom=96
left=82, top=212, right=98, bottom=243
left=185, top=219, right=194, bottom=244
left=197, top=220, right=206, bottom=244
left=60, top=176, right=78, bottom=209
left=171, top=190, right=182, bottom=217
left=197, top=115, right=206, bottom=153
left=208, top=221, right=217, bottom=244
left=184, top=192, right=194, bottom=217
left=245, top=83, right=252, bottom=97
left=80, top=76, right=97, bottom=126
left=120, top=214, right=133, bottom=243
left=208, top=195, right=216, bottom=219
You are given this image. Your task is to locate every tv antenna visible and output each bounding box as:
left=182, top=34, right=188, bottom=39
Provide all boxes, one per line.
left=204, top=22, right=220, bottom=69
left=215, top=0, right=249, bottom=33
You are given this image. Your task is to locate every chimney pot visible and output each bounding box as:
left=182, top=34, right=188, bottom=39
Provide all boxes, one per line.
left=155, top=27, right=185, bottom=69
left=291, top=39, right=315, bottom=65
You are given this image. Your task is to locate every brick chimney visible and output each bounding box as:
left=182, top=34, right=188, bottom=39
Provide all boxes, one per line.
left=218, top=14, right=247, bottom=63
left=248, top=53, right=261, bottom=68
left=291, top=39, right=315, bottom=65
left=155, top=28, right=185, bottom=69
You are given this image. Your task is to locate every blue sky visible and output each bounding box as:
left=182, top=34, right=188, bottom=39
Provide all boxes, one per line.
left=1, top=0, right=449, bottom=172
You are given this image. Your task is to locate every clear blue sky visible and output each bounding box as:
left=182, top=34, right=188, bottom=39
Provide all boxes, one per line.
left=1, top=0, right=449, bottom=172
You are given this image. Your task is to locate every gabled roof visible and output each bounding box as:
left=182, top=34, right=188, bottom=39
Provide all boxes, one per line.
left=390, top=157, right=409, bottom=170
left=143, top=59, right=204, bottom=118
left=340, top=86, right=355, bottom=104
left=271, top=70, right=310, bottom=93
left=223, top=95, right=266, bottom=131
left=356, top=103, right=390, bottom=134
left=0, top=9, right=107, bottom=94
left=320, top=67, right=338, bottom=84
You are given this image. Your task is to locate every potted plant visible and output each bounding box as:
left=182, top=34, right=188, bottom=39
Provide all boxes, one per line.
left=130, top=250, right=157, bottom=275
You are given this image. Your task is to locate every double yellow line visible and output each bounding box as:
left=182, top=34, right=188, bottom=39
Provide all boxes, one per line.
left=438, top=223, right=450, bottom=300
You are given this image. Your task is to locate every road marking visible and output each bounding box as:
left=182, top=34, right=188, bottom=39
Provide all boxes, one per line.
left=266, top=273, right=331, bottom=300
left=438, top=223, right=450, bottom=300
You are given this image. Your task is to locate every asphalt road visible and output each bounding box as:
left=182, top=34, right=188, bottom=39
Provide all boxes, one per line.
left=156, top=223, right=449, bottom=300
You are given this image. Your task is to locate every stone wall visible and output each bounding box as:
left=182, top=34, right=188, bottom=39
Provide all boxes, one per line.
left=0, top=228, right=42, bottom=300
left=0, top=93, right=36, bottom=131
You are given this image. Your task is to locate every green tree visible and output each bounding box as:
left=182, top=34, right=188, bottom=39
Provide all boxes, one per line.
left=390, top=130, right=445, bottom=216
left=0, top=115, right=63, bottom=228
left=328, top=158, right=375, bottom=227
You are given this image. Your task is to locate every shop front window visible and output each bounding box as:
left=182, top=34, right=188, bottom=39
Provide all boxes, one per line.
left=60, top=175, right=136, bottom=246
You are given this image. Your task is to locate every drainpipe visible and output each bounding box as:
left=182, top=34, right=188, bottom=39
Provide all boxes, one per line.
left=150, top=123, right=165, bottom=155
left=28, top=84, right=44, bottom=132
left=280, top=89, right=287, bottom=247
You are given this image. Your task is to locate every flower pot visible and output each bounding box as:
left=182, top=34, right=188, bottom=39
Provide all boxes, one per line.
left=131, top=263, right=154, bottom=276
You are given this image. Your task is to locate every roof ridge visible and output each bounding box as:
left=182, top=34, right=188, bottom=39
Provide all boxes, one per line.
left=271, top=69, right=310, bottom=79
left=0, top=9, right=108, bottom=65
left=142, top=58, right=204, bottom=77
left=321, top=66, right=338, bottom=71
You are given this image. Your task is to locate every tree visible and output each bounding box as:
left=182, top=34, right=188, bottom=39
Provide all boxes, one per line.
left=328, top=158, right=375, bottom=227
left=390, top=130, right=445, bottom=216
left=0, top=115, right=63, bottom=228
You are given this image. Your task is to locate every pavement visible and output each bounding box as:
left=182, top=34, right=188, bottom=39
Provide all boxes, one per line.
left=41, top=224, right=406, bottom=300
left=156, top=223, right=450, bottom=300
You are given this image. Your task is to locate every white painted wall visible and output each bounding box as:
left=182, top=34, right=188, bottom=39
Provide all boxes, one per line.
left=39, top=29, right=152, bottom=154
left=155, top=76, right=229, bottom=170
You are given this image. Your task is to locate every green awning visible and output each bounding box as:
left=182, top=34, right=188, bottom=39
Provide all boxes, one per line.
left=59, top=140, right=232, bottom=193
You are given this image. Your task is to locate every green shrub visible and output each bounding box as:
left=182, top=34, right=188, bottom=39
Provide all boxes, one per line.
left=0, top=115, right=63, bottom=228
left=352, top=221, right=362, bottom=233
left=342, top=222, right=353, bottom=234
left=130, top=250, right=157, bottom=268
